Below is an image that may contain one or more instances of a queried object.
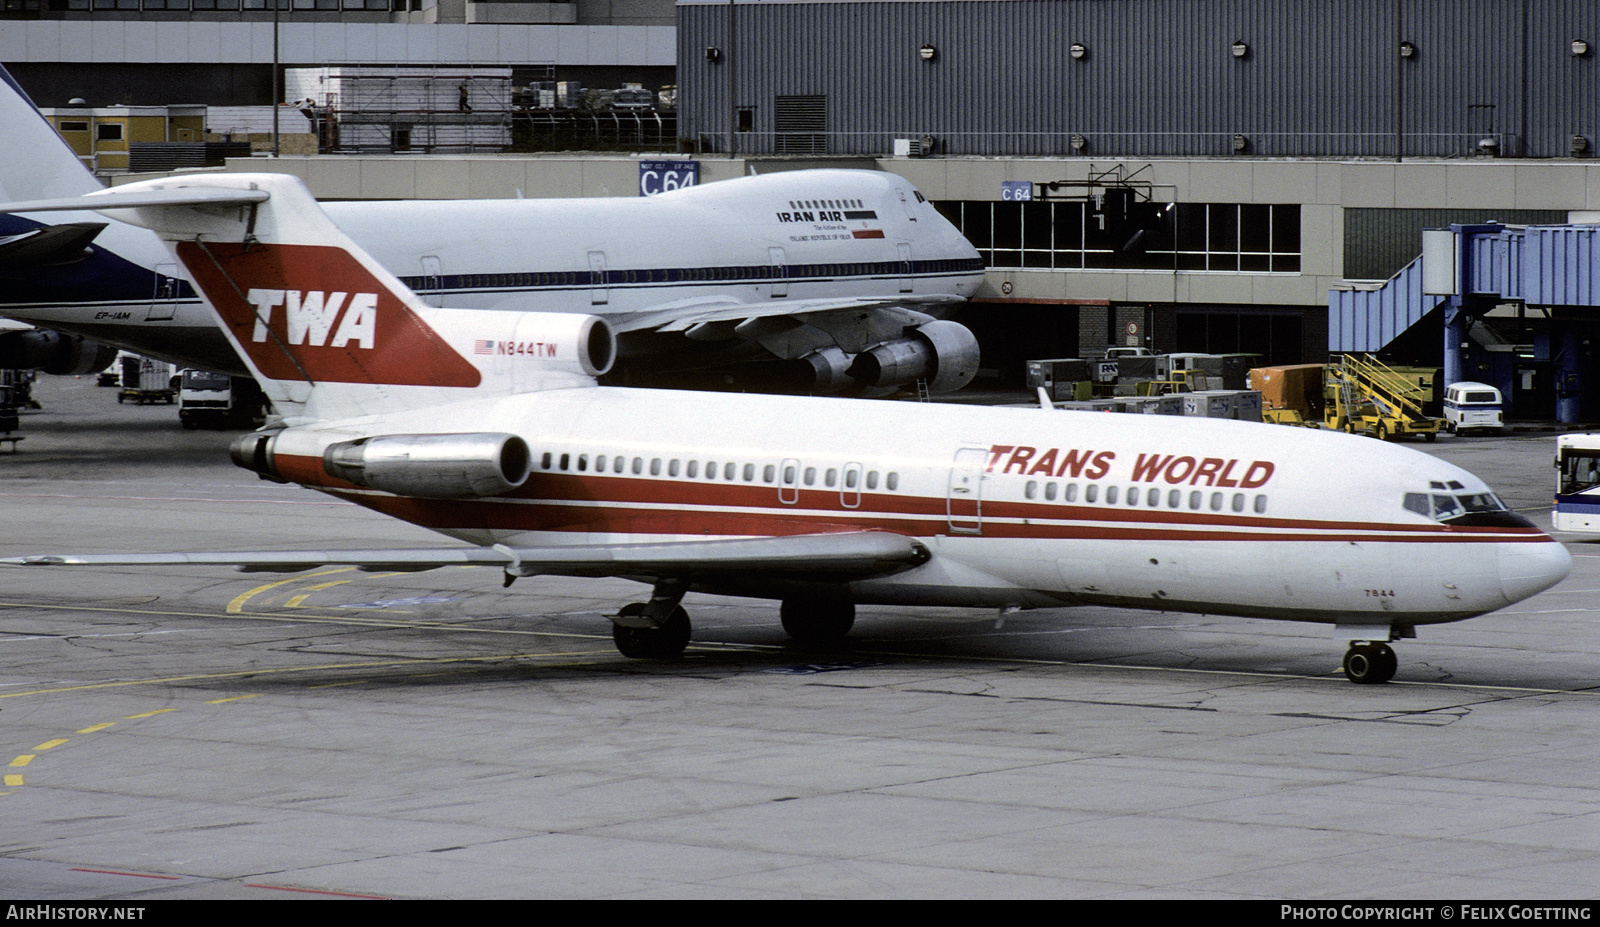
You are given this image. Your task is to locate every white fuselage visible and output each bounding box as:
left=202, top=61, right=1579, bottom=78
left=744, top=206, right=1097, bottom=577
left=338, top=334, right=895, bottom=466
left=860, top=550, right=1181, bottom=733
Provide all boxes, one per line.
left=266, top=387, right=1571, bottom=628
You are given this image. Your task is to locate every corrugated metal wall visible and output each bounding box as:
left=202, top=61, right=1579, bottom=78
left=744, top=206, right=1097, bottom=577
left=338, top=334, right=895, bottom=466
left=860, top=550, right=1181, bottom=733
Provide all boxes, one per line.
left=678, top=0, right=1600, bottom=159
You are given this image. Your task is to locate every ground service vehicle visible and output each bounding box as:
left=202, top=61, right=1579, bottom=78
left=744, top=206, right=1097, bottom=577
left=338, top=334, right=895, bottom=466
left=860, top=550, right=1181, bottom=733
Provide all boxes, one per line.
left=1554, top=433, right=1600, bottom=532
left=1324, top=355, right=1441, bottom=441
left=1442, top=382, right=1505, bottom=435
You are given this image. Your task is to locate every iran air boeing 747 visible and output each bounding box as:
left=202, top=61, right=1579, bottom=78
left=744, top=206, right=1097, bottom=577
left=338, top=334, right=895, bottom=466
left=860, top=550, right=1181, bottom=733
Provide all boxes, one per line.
left=0, top=64, right=982, bottom=394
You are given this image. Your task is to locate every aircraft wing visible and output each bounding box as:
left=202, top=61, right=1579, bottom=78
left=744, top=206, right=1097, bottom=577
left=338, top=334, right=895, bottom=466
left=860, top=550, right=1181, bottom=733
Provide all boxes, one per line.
left=1, top=531, right=930, bottom=581
left=619, top=293, right=964, bottom=356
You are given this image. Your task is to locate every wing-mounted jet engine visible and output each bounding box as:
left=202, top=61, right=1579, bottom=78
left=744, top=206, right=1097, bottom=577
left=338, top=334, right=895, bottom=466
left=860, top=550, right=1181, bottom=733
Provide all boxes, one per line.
left=845, top=319, right=980, bottom=394
left=0, top=327, right=116, bottom=376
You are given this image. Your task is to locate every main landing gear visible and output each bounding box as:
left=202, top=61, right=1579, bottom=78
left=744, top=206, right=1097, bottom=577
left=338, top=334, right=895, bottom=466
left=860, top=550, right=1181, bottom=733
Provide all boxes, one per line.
left=1342, top=640, right=1398, bottom=684
left=608, top=584, right=859, bottom=659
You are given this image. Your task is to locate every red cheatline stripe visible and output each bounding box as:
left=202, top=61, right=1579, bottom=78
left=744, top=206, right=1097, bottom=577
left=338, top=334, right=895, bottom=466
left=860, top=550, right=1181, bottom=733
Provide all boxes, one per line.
left=321, top=488, right=1548, bottom=545
left=278, top=456, right=1548, bottom=544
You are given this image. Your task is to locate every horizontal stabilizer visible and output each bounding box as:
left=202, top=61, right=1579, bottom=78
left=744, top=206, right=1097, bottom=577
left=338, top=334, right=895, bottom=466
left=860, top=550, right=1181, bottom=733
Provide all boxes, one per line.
left=0, top=185, right=270, bottom=217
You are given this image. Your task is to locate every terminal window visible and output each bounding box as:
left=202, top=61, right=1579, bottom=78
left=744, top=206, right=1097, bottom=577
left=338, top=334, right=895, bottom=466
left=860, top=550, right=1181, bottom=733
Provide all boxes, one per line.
left=935, top=200, right=1300, bottom=273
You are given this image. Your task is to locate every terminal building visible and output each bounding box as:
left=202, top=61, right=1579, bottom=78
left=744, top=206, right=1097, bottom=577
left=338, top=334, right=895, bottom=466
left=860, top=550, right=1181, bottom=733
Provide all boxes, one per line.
left=4, top=0, right=1600, bottom=420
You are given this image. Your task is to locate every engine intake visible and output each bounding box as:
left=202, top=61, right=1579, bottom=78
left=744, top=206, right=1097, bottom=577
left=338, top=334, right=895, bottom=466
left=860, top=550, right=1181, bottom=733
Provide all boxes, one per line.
left=322, top=433, right=532, bottom=498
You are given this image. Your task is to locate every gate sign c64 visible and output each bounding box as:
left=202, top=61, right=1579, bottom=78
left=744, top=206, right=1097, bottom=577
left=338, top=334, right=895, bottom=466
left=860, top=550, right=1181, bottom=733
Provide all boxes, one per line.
left=639, top=160, right=700, bottom=197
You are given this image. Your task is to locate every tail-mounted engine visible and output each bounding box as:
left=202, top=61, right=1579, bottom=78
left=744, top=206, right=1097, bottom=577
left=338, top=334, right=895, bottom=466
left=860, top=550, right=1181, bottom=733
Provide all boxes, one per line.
left=231, top=430, right=533, bottom=498
left=322, top=433, right=532, bottom=498
left=437, top=309, right=617, bottom=382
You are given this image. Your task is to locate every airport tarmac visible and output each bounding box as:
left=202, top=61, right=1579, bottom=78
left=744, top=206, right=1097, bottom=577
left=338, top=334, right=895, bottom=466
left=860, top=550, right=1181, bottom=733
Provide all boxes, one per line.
left=1, top=374, right=1597, bottom=900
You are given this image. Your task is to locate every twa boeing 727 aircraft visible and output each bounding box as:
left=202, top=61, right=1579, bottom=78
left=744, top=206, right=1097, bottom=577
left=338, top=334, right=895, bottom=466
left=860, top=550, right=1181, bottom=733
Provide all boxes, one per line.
left=0, top=65, right=981, bottom=393
left=0, top=173, right=1571, bottom=684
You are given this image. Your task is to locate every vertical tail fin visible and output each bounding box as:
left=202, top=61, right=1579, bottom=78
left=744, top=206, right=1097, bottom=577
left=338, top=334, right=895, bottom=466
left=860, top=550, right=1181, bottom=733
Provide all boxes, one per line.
left=0, top=65, right=103, bottom=202
left=75, top=172, right=610, bottom=424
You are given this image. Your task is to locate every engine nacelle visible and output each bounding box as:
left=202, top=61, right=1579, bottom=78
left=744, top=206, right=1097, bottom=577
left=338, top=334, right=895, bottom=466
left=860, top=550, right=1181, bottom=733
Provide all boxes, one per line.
left=434, top=309, right=616, bottom=380
left=321, top=433, right=533, bottom=498
left=792, top=346, right=856, bottom=392
left=0, top=329, right=118, bottom=376
left=848, top=320, right=980, bottom=394
left=230, top=430, right=289, bottom=483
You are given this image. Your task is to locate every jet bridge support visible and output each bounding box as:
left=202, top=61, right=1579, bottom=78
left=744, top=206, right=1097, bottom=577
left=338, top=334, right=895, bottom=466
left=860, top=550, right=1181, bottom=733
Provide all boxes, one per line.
left=1330, top=223, right=1600, bottom=423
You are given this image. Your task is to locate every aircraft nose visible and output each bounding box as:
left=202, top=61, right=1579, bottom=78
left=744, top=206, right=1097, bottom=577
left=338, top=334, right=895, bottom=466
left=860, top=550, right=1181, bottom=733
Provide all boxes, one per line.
left=1498, top=539, right=1572, bottom=605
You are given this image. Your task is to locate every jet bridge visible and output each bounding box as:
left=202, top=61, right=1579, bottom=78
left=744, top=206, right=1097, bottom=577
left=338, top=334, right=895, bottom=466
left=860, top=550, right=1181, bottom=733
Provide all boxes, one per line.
left=1329, top=223, right=1600, bottom=423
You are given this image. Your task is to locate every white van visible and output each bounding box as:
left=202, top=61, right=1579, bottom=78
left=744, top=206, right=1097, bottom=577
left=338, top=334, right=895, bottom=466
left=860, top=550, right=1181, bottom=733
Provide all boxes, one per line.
left=1442, top=381, right=1504, bottom=434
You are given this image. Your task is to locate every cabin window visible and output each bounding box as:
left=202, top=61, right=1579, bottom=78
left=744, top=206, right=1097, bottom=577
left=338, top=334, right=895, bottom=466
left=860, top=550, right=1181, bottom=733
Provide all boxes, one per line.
left=577, top=454, right=588, bottom=471
left=1044, top=482, right=1058, bottom=501
left=651, top=458, right=662, bottom=476
left=825, top=468, right=837, bottom=487
left=844, top=469, right=858, bottom=489
left=1125, top=487, right=1138, bottom=506
left=804, top=467, right=816, bottom=485
left=1189, top=491, right=1203, bottom=510
left=764, top=464, right=776, bottom=483
left=1085, top=484, right=1098, bottom=503
left=1210, top=492, right=1224, bottom=512
left=1168, top=489, right=1182, bottom=508
left=1106, top=486, right=1119, bottom=505
left=594, top=455, right=607, bottom=471
left=687, top=461, right=700, bottom=478
left=744, top=463, right=757, bottom=482
left=632, top=457, right=644, bottom=475
left=725, top=462, right=738, bottom=481
left=669, top=459, right=681, bottom=477
left=1254, top=495, right=1268, bottom=514
left=541, top=452, right=553, bottom=469
left=886, top=472, right=899, bottom=491
left=1147, top=488, right=1161, bottom=507
left=867, top=471, right=879, bottom=490
left=1232, top=493, right=1247, bottom=513
left=705, top=460, right=717, bottom=478
left=1064, top=483, right=1078, bottom=502
left=559, top=453, right=570, bottom=470
left=1025, top=481, right=1038, bottom=500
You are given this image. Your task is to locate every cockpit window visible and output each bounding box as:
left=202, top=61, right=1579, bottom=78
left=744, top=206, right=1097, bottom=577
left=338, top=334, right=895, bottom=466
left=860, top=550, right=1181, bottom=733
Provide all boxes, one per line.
left=1404, top=490, right=1529, bottom=528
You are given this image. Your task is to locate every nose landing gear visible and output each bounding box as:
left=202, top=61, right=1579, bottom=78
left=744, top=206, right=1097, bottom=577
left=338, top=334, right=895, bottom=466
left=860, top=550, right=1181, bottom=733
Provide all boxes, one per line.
left=1342, top=640, right=1398, bottom=684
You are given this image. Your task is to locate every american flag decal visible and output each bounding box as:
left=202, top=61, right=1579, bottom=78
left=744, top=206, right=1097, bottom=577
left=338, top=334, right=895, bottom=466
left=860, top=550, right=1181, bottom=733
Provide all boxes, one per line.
left=474, top=340, right=496, bottom=354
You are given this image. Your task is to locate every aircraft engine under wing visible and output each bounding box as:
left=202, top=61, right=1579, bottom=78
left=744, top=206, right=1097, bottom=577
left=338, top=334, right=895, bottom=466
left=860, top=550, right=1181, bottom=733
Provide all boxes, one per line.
left=640, top=294, right=979, bottom=394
